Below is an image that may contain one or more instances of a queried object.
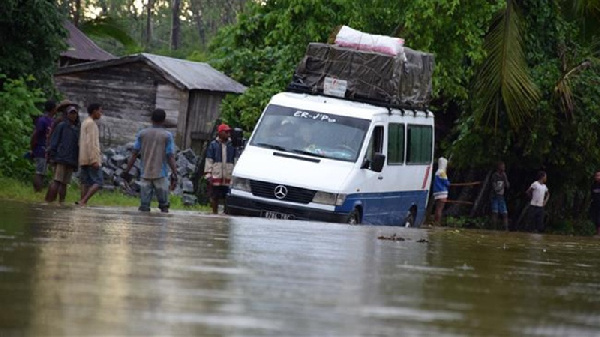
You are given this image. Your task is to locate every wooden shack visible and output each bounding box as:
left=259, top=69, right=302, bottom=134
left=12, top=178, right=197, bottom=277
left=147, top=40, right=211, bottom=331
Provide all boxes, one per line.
left=54, top=53, right=246, bottom=149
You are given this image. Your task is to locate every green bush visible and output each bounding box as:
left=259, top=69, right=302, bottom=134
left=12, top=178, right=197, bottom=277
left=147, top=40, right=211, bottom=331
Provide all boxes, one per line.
left=548, top=218, right=597, bottom=237
left=445, top=216, right=494, bottom=230
left=0, top=75, right=45, bottom=180
left=0, top=0, right=67, bottom=93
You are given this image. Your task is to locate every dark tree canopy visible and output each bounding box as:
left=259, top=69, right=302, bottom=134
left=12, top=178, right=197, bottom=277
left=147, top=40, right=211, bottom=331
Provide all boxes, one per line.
left=0, top=0, right=67, bottom=89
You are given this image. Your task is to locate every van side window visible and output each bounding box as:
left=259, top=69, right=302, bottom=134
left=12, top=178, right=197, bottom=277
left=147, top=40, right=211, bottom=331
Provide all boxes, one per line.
left=387, top=123, right=405, bottom=165
left=366, top=125, right=384, bottom=162
left=407, top=125, right=433, bottom=164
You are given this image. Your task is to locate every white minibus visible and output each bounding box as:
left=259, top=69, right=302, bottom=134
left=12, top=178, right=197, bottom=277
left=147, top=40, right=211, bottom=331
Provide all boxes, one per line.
left=226, top=91, right=434, bottom=226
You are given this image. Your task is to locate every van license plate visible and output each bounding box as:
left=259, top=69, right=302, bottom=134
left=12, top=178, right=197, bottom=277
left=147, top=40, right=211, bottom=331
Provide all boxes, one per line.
left=263, top=211, right=293, bottom=220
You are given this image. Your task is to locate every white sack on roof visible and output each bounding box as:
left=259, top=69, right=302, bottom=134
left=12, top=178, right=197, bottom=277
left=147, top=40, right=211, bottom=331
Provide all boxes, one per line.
left=335, top=26, right=405, bottom=57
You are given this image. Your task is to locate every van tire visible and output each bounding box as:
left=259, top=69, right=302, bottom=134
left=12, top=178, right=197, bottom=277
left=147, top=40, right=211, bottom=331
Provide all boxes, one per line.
left=404, top=205, right=418, bottom=227
left=404, top=213, right=415, bottom=227
left=347, top=208, right=361, bottom=225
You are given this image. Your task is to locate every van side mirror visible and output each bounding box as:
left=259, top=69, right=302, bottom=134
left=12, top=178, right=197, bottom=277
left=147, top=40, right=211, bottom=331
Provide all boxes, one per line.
left=371, top=153, right=385, bottom=172
left=231, top=128, right=244, bottom=147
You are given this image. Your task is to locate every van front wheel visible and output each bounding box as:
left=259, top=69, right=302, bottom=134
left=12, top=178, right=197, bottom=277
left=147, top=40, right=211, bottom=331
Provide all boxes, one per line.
left=347, top=209, right=361, bottom=225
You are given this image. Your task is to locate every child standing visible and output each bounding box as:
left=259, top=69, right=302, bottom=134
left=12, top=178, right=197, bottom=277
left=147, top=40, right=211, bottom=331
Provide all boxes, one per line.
left=526, top=171, right=550, bottom=233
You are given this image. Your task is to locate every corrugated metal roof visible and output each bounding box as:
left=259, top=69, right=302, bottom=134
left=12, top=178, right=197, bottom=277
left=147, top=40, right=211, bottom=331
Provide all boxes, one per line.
left=140, top=53, right=246, bottom=93
left=55, top=53, right=246, bottom=94
left=61, top=21, right=116, bottom=62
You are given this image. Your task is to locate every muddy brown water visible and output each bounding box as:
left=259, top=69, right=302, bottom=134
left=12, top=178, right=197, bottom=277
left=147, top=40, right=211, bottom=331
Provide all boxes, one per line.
left=1, top=201, right=599, bottom=336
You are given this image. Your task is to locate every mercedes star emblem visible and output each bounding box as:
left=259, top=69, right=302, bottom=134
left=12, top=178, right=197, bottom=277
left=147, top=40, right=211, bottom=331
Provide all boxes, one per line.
left=274, top=185, right=288, bottom=200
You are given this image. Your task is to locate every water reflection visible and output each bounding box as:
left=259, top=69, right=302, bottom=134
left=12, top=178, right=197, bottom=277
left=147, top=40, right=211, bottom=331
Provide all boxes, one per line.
left=0, top=202, right=599, bottom=336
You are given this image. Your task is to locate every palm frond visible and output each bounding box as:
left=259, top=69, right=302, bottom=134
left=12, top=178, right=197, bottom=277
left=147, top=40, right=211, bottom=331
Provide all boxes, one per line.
left=555, top=58, right=593, bottom=118
left=570, top=0, right=600, bottom=49
left=572, top=0, right=600, bottom=15
left=80, top=16, right=138, bottom=49
left=472, top=0, right=540, bottom=130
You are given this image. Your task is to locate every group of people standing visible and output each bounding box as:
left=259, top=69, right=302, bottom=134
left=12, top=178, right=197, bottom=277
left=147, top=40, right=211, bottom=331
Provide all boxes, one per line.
left=432, top=157, right=553, bottom=233
left=30, top=100, right=103, bottom=206
left=30, top=101, right=600, bottom=231
left=30, top=100, right=237, bottom=214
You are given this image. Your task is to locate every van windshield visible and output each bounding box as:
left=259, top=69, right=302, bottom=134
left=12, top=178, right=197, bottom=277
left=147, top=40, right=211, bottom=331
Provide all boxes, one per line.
left=250, top=104, right=370, bottom=162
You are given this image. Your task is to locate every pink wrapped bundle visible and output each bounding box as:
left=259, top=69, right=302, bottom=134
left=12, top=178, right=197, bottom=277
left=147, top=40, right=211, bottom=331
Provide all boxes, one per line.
left=334, top=26, right=405, bottom=56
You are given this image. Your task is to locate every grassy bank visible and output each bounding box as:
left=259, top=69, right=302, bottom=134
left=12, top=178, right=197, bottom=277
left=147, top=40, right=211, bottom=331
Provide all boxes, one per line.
left=0, top=176, right=209, bottom=212
left=444, top=215, right=597, bottom=237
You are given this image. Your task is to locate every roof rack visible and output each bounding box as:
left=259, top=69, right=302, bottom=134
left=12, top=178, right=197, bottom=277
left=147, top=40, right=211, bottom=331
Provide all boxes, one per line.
left=285, top=80, right=430, bottom=112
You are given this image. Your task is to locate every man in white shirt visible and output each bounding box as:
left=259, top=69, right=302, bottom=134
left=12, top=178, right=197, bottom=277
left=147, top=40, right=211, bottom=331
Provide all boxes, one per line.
left=526, top=171, right=550, bottom=232
left=77, top=103, right=103, bottom=206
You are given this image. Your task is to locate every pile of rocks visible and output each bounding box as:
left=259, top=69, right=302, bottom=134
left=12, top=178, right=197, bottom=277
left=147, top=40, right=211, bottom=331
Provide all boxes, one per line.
left=96, top=143, right=201, bottom=206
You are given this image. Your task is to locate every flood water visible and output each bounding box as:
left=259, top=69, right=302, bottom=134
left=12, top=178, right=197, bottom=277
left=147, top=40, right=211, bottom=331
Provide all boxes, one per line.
left=1, top=201, right=600, bottom=336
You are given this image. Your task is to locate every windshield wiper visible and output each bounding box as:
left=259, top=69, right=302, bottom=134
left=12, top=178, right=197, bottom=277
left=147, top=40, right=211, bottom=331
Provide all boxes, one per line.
left=255, top=142, right=288, bottom=152
left=290, top=149, right=326, bottom=158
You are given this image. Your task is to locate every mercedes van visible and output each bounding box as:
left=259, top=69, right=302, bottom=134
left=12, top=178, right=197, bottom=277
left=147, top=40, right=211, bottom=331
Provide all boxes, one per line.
left=225, top=91, right=434, bottom=226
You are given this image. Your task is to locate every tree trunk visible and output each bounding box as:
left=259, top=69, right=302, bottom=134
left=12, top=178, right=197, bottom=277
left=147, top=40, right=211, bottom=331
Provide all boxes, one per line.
left=170, top=0, right=181, bottom=50
left=222, top=0, right=234, bottom=25
left=237, top=0, right=246, bottom=12
left=190, top=0, right=206, bottom=47
left=73, top=0, right=81, bottom=27
left=98, top=0, right=108, bottom=16
left=470, top=170, right=492, bottom=217
left=145, top=0, right=154, bottom=47
left=446, top=168, right=480, bottom=217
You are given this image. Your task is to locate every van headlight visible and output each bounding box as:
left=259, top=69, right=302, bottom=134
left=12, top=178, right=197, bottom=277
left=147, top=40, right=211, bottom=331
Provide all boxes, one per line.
left=313, top=192, right=346, bottom=206
left=231, top=176, right=251, bottom=192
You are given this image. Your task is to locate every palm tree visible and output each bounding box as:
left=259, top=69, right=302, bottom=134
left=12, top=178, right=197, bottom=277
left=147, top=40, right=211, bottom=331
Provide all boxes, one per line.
left=471, top=0, right=540, bottom=130
left=572, top=0, right=600, bottom=54
left=472, top=0, right=599, bottom=130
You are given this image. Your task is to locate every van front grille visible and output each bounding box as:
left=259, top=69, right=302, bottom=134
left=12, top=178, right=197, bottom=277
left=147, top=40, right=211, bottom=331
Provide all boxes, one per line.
left=249, top=180, right=316, bottom=204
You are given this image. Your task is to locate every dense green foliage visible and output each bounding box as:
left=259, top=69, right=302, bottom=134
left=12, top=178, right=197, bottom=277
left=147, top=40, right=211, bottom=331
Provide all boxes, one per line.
left=209, top=0, right=502, bottom=130
left=0, top=0, right=67, bottom=92
left=450, top=0, right=600, bottom=223
left=209, top=0, right=351, bottom=130
left=206, top=0, right=600, bottom=226
left=0, top=1, right=66, bottom=181
left=0, top=76, right=45, bottom=180
left=2, top=0, right=599, bottom=228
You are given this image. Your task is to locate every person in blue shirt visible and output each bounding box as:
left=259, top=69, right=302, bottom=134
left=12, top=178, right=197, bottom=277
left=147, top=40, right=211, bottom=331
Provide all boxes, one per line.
left=122, top=109, right=178, bottom=213
left=432, top=157, right=480, bottom=225
left=433, top=157, right=450, bottom=225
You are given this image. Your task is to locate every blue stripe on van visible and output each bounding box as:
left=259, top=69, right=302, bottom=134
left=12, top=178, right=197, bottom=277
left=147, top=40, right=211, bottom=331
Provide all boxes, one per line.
left=335, top=190, right=429, bottom=226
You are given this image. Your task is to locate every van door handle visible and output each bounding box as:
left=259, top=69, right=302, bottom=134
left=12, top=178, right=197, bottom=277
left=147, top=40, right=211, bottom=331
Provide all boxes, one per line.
left=378, top=176, right=383, bottom=180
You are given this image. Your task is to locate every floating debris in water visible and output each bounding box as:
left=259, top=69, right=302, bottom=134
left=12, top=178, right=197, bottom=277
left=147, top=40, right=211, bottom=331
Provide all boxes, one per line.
left=416, top=239, right=429, bottom=243
left=378, top=234, right=405, bottom=241
left=457, top=263, right=474, bottom=271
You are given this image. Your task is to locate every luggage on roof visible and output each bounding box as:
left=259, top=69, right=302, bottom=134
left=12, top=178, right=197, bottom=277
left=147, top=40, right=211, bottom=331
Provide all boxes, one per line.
left=290, top=42, right=434, bottom=109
